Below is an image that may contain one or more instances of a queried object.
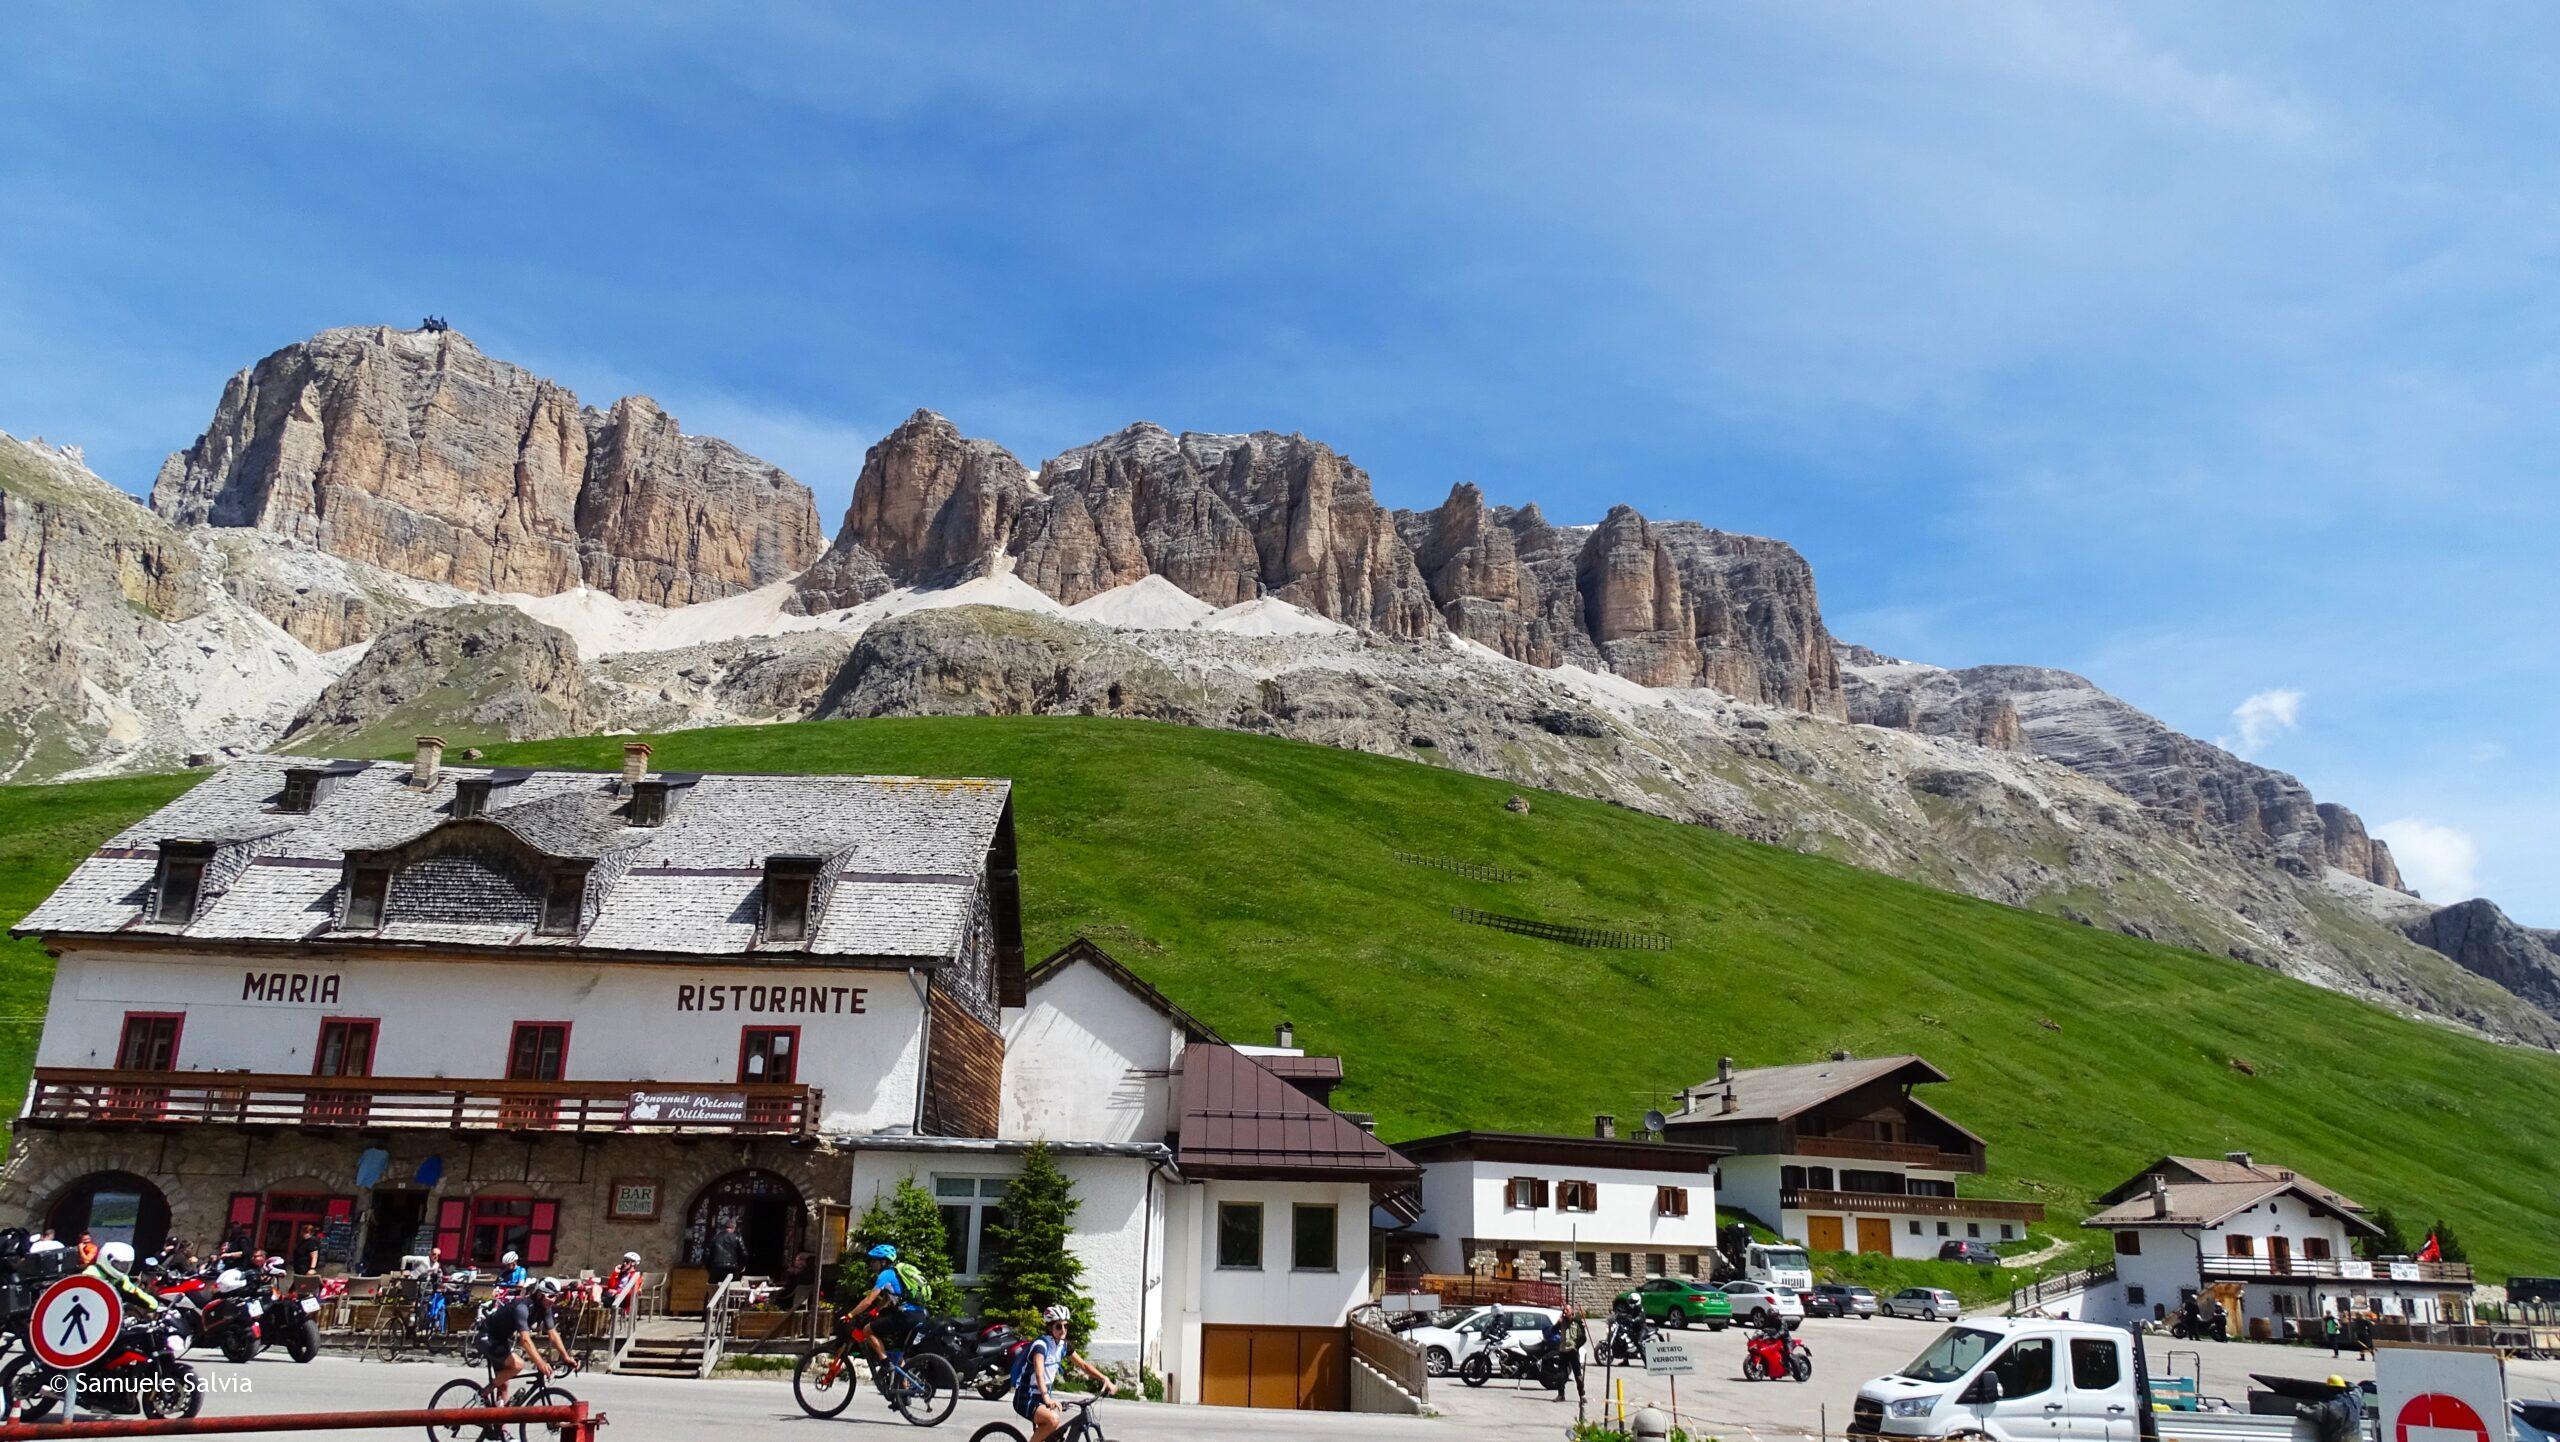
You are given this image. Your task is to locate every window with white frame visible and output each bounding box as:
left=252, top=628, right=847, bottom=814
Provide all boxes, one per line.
left=933, top=1176, right=1009, bottom=1281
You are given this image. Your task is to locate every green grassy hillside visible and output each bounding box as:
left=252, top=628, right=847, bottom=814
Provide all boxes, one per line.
left=6, top=717, right=2555, bottom=1279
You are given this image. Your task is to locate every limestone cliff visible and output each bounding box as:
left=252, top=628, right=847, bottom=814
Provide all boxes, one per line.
left=153, top=326, right=821, bottom=604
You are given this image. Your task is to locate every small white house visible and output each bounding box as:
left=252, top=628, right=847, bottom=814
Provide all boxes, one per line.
left=1393, top=1126, right=1727, bottom=1309
left=2074, top=1154, right=2475, bottom=1336
left=1662, top=1053, right=2045, bottom=1258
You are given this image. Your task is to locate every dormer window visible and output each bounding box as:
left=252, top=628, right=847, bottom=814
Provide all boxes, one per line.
left=155, top=841, right=217, bottom=925
left=762, top=856, right=823, bottom=944
left=540, top=870, right=587, bottom=936
left=628, top=781, right=669, bottom=828
left=344, top=861, right=392, bottom=929
left=453, top=779, right=492, bottom=819
left=280, top=773, right=319, bottom=814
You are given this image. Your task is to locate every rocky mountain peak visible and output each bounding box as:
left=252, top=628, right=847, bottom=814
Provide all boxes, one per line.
left=152, top=324, right=821, bottom=604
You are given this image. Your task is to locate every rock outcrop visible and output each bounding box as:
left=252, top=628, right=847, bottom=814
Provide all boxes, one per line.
left=154, top=326, right=822, bottom=605
left=2402, top=899, right=2560, bottom=1016
left=280, top=603, right=589, bottom=751
left=786, top=409, right=1030, bottom=613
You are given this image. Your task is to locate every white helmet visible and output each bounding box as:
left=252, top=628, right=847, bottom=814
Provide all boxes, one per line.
left=99, top=1241, right=135, bottom=1270
left=536, top=1277, right=564, bottom=1296
left=502, top=1251, right=520, bottom=1265
left=621, top=1252, right=640, bottom=1264
left=1042, top=1304, right=1073, bottom=1325
left=215, top=1268, right=248, bottom=1295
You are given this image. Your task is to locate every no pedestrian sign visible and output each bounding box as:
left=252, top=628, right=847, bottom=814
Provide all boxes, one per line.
left=2396, top=1393, right=2494, bottom=1442
left=2377, top=1345, right=2507, bottom=1442
left=29, top=1274, right=122, bottom=1370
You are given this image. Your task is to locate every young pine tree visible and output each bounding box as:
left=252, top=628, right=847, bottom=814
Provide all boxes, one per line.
left=978, top=1141, right=1097, bottom=1351
left=2428, top=1219, right=2467, bottom=1264
left=2359, top=1206, right=2409, bottom=1260
left=842, top=1177, right=956, bottom=1310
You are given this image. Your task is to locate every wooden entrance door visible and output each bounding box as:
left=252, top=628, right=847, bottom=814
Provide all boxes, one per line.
left=1200, top=1325, right=1347, bottom=1410
left=1807, top=1214, right=1846, bottom=1252
left=1855, top=1217, right=1895, bottom=1254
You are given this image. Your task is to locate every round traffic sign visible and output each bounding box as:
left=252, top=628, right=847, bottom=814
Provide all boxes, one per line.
left=28, top=1274, right=122, bottom=1371
left=2395, top=1391, right=2493, bottom=1442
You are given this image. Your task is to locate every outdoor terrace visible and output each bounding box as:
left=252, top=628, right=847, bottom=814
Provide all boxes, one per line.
left=23, top=1067, right=820, bottom=1137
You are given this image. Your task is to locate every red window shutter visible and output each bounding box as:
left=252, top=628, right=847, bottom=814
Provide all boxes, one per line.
left=323, top=1197, right=354, bottom=1224
left=435, top=1198, right=468, bottom=1259
left=226, top=1192, right=261, bottom=1234
left=527, top=1201, right=560, bottom=1266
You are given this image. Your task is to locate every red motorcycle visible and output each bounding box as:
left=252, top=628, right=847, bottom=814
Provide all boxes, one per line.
left=1742, top=1318, right=1812, bottom=1382
left=0, top=1309, right=203, bottom=1420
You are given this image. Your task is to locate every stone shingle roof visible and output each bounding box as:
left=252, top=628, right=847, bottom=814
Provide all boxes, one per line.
left=1669, top=1054, right=1955, bottom=1126
left=2084, top=1176, right=2381, bottom=1236
left=15, top=754, right=1012, bottom=963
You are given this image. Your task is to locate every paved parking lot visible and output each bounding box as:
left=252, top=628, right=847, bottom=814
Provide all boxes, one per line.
left=91, top=1327, right=2560, bottom=1441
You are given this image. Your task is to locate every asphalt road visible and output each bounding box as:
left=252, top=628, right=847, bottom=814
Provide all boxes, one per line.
left=66, top=1325, right=2560, bottom=1441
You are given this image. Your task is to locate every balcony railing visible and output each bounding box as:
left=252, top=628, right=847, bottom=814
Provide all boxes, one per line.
left=1785, top=1188, right=2047, bottom=1223
left=24, top=1067, right=820, bottom=1138
left=2199, top=1254, right=2473, bottom=1285
left=1790, top=1135, right=1986, bottom=1172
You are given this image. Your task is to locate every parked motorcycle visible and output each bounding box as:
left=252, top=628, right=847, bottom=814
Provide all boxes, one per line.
left=1603, top=1299, right=1661, bottom=1366
left=1458, top=1315, right=1568, bottom=1390
left=906, top=1316, right=1021, bottom=1401
left=1741, top=1315, right=1811, bottom=1383
left=199, top=1267, right=321, bottom=1364
left=0, top=1310, right=202, bottom=1420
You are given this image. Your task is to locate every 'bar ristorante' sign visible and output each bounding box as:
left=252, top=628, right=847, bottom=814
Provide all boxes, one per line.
left=674, top=982, right=868, bottom=1014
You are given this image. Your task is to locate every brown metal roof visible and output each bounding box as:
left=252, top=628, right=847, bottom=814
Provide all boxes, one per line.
left=1175, top=1043, right=1417, bottom=1182
left=1254, top=1055, right=1346, bottom=1082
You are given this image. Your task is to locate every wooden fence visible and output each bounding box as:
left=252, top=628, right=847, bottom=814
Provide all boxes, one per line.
left=1451, top=907, right=1668, bottom=950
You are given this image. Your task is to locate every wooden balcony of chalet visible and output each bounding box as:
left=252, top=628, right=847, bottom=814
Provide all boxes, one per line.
left=1788, top=1134, right=1987, bottom=1173
left=1784, top=1187, right=2046, bottom=1223
left=23, top=1067, right=820, bottom=1139
left=2199, top=1253, right=2474, bottom=1286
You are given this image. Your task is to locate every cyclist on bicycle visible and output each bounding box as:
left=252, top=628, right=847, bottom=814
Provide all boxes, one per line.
left=844, top=1243, right=924, bottom=1366
left=470, top=1289, right=552, bottom=1402
left=1013, top=1304, right=1114, bottom=1442
left=525, top=1277, right=580, bottom=1375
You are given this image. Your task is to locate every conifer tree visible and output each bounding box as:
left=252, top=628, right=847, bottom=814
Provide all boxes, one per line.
left=842, top=1177, right=956, bottom=1306
left=979, top=1141, right=1097, bottom=1350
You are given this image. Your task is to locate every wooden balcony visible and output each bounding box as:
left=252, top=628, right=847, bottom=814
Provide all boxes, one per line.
left=23, top=1067, right=820, bottom=1138
left=2200, top=1254, right=2473, bottom=1285
left=1790, top=1135, right=1986, bottom=1173
left=1785, top=1188, right=2046, bottom=1223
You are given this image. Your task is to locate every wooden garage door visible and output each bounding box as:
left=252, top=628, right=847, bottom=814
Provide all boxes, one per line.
left=1856, top=1217, right=1894, bottom=1255
left=1200, top=1325, right=1347, bottom=1410
left=1806, top=1214, right=1845, bottom=1252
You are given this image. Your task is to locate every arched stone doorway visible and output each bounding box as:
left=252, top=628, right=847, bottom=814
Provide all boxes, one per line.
left=46, top=1171, right=170, bottom=1257
left=682, top=1169, right=804, bottom=1277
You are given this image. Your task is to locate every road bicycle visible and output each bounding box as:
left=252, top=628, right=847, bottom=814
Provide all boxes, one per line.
left=969, top=1394, right=1107, bottom=1442
left=422, top=1358, right=578, bottom=1441
left=792, top=1313, right=959, bottom=1427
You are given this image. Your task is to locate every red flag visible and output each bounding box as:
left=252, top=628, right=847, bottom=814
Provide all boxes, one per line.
left=2415, top=1233, right=2440, bottom=1262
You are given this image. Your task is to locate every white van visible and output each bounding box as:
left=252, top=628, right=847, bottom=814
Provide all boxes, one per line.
left=1746, top=1241, right=1814, bottom=1291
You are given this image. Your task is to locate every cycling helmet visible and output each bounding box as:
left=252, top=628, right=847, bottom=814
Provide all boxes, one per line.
left=867, top=1244, right=898, bottom=1261
left=215, top=1268, right=248, bottom=1295
left=502, top=1250, right=520, bottom=1265
left=622, top=1251, right=641, bottom=1263
left=537, top=1277, right=564, bottom=1296
left=1042, top=1304, right=1073, bottom=1325
left=100, top=1241, right=136, bottom=1271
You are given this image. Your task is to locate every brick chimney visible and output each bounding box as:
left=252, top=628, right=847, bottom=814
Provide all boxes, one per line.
left=1594, top=1114, right=1617, bottom=1140
left=411, top=736, right=445, bottom=789
left=621, top=741, right=652, bottom=792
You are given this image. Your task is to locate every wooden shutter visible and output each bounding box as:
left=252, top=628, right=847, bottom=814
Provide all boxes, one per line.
left=434, top=1198, right=468, bottom=1259
left=1531, top=1178, right=1551, bottom=1208
left=226, top=1192, right=261, bottom=1237
left=526, top=1201, right=560, bottom=1266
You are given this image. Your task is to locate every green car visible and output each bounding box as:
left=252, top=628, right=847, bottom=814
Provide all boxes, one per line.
left=1616, top=1277, right=1733, bottom=1330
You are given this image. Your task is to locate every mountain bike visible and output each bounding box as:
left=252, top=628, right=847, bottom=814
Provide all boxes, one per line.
left=969, top=1394, right=1107, bottom=1442
left=423, top=1359, right=577, bottom=1441
left=793, top=1313, right=959, bottom=1427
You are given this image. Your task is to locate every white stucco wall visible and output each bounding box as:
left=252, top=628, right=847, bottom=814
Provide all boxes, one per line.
left=42, top=946, right=928, bottom=1133
left=1412, top=1156, right=1717, bottom=1271
left=1000, top=962, right=1182, bottom=1144
left=1727, top=1153, right=2029, bottom=1259
left=1163, top=1177, right=1375, bottom=1405
left=846, top=1148, right=1167, bottom=1368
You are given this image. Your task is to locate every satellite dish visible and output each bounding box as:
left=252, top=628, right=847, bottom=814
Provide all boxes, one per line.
left=1642, top=1109, right=1669, bottom=1135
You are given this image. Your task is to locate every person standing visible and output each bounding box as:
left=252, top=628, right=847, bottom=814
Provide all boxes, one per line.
left=706, top=1221, right=746, bottom=1291
left=2352, top=1311, right=2374, bottom=1361
left=2323, top=1310, right=2342, bottom=1357
left=1539, top=1302, right=1588, bottom=1408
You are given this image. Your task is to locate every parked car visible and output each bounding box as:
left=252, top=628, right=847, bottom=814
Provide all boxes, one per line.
left=1879, top=1287, right=1962, bottom=1321
left=1718, top=1280, right=1805, bottom=1326
left=1615, top=1278, right=1734, bottom=1331
left=1810, top=1283, right=1879, bottom=1319
left=1403, top=1305, right=1561, bottom=1377
left=1938, top=1240, right=2000, bottom=1266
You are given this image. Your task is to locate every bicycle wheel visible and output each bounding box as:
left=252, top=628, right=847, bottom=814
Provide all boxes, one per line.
left=966, top=1424, right=1029, bottom=1442
left=424, top=1377, right=490, bottom=1441
left=520, top=1383, right=579, bottom=1439
left=892, top=1352, right=960, bottom=1427
left=793, top=1348, right=858, bottom=1418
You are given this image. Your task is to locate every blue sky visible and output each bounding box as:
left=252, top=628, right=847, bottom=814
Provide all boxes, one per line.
left=5, top=3, right=2553, bottom=920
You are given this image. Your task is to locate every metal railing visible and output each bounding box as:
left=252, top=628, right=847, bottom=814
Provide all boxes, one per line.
left=1378, top=1272, right=1565, bottom=1308
left=2010, top=1263, right=2115, bottom=1315
left=2199, top=1254, right=2473, bottom=1283
left=24, top=1067, right=819, bottom=1137
left=1785, top=1188, right=2046, bottom=1222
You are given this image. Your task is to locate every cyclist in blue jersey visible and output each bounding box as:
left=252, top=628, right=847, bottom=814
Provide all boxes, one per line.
left=845, top=1243, right=924, bottom=1366
left=1013, top=1304, right=1113, bottom=1442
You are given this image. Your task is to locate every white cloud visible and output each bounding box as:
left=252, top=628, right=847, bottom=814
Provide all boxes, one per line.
left=2374, top=818, right=2480, bottom=902
left=2225, top=688, right=2304, bottom=755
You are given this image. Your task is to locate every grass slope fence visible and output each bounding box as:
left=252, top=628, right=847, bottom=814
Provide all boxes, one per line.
left=1452, top=906, right=1670, bottom=950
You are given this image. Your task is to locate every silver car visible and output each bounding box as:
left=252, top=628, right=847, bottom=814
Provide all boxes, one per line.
left=1879, top=1286, right=1961, bottom=1321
